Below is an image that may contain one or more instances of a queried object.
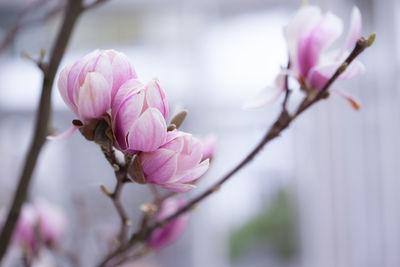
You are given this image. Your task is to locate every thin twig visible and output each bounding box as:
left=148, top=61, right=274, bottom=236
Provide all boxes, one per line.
left=109, top=174, right=131, bottom=245
left=0, top=0, right=84, bottom=261
left=97, top=33, right=375, bottom=266
left=0, top=0, right=65, bottom=53
left=282, top=61, right=291, bottom=110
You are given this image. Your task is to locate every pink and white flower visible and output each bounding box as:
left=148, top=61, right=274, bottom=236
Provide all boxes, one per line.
left=13, top=199, right=67, bottom=255
left=139, top=130, right=210, bottom=192
left=58, top=49, right=136, bottom=122
left=246, top=6, right=364, bottom=108
left=111, top=78, right=169, bottom=152
left=147, top=198, right=188, bottom=250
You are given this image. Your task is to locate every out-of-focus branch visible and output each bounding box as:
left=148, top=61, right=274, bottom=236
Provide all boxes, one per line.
left=0, top=0, right=83, bottom=261
left=0, top=0, right=112, bottom=54
left=97, top=33, right=375, bottom=266
left=100, top=141, right=131, bottom=245
left=0, top=0, right=113, bottom=262
left=0, top=0, right=65, bottom=54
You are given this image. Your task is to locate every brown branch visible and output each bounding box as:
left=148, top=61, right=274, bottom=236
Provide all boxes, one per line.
left=0, top=0, right=65, bottom=54
left=0, top=0, right=117, bottom=262
left=97, top=33, right=375, bottom=266
left=0, top=0, right=112, bottom=54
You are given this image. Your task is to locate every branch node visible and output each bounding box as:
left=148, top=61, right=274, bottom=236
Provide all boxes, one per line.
left=113, top=164, right=120, bottom=172
left=100, top=185, right=111, bottom=196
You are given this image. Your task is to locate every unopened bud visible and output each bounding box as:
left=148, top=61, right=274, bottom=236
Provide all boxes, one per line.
left=40, top=48, right=46, bottom=60
left=100, top=185, right=111, bottom=196
left=367, top=33, right=376, bottom=47
left=170, top=110, right=188, bottom=129
left=338, top=62, right=348, bottom=74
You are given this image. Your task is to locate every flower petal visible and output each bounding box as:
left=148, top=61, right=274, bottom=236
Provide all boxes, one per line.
left=242, top=74, right=285, bottom=109
left=111, top=79, right=144, bottom=117
left=128, top=108, right=167, bottom=152
left=284, top=5, right=322, bottom=74
left=159, top=183, right=196, bottom=193
left=333, top=88, right=361, bottom=110
left=58, top=65, right=77, bottom=114
left=112, top=90, right=145, bottom=148
left=297, top=12, right=343, bottom=76
left=77, top=72, right=111, bottom=121
left=110, top=51, right=137, bottom=101
left=344, top=6, right=362, bottom=50
left=47, top=126, right=77, bottom=141
left=145, top=79, right=169, bottom=119
left=307, top=59, right=365, bottom=90
left=176, top=135, right=203, bottom=175
left=141, top=149, right=178, bottom=184
left=179, top=159, right=210, bottom=183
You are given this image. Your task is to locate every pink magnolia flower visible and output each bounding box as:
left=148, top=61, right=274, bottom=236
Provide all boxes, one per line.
left=58, top=49, right=136, bottom=122
left=147, top=198, right=188, bottom=250
left=139, top=130, right=210, bottom=192
left=245, top=6, right=364, bottom=108
left=13, top=200, right=67, bottom=255
left=286, top=5, right=364, bottom=91
left=111, top=78, right=169, bottom=152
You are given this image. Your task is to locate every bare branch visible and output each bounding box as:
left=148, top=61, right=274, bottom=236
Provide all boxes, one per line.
left=0, top=0, right=84, bottom=261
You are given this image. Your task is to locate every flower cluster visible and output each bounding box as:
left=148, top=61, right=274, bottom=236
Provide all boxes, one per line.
left=13, top=199, right=67, bottom=258
left=245, top=5, right=365, bottom=109
left=58, top=49, right=210, bottom=192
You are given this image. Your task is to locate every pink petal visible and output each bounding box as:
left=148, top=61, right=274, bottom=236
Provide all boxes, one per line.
left=307, top=59, right=365, bottom=90
left=68, top=50, right=100, bottom=104
left=58, top=65, right=77, bottom=114
left=159, top=183, right=196, bottom=192
left=284, top=6, right=322, bottom=74
left=145, top=79, right=169, bottom=119
left=47, top=126, right=77, bottom=141
left=147, top=198, right=188, bottom=250
left=34, top=199, right=67, bottom=244
left=344, top=6, right=362, bottom=50
left=127, top=108, right=167, bottom=152
left=141, top=149, right=178, bottom=184
left=111, top=79, right=144, bottom=117
left=112, top=90, right=145, bottom=148
left=242, top=74, right=286, bottom=109
left=110, top=52, right=137, bottom=101
left=333, top=88, right=361, bottom=110
left=179, top=159, right=210, bottom=183
left=176, top=136, right=203, bottom=174
left=77, top=72, right=111, bottom=122
left=297, top=12, right=343, bottom=77
left=161, top=134, right=185, bottom=152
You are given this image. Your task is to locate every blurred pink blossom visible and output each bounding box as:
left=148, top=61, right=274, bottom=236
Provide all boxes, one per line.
left=147, top=198, right=188, bottom=250
left=140, top=130, right=209, bottom=192
left=111, top=78, right=169, bottom=152
left=245, top=6, right=364, bottom=108
left=58, top=49, right=136, bottom=122
left=13, top=199, right=67, bottom=256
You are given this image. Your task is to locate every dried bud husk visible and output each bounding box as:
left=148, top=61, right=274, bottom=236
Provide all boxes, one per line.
left=167, top=124, right=176, bottom=131
left=170, top=110, right=188, bottom=129
left=78, top=119, right=99, bottom=141
left=128, top=155, right=146, bottom=184
left=94, top=119, right=112, bottom=145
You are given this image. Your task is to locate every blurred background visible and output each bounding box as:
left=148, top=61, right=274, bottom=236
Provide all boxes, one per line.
left=0, top=0, right=398, bottom=266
